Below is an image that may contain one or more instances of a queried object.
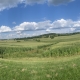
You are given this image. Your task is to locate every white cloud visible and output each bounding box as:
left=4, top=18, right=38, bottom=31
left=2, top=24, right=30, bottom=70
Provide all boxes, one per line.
left=46, top=29, right=51, bottom=32
left=0, top=0, right=75, bottom=11
left=12, top=22, right=16, bottom=24
left=1, top=19, right=80, bottom=39
left=1, top=19, right=80, bottom=33
left=0, top=26, right=11, bottom=32
left=73, top=21, right=80, bottom=27
left=51, top=19, right=73, bottom=29
left=36, top=20, right=51, bottom=30
left=13, top=20, right=51, bottom=31
left=70, top=28, right=75, bottom=31
left=14, top=22, right=37, bottom=31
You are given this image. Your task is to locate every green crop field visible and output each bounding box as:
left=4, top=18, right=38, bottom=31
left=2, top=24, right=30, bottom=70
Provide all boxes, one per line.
left=0, top=33, right=80, bottom=80
left=0, top=40, right=50, bottom=47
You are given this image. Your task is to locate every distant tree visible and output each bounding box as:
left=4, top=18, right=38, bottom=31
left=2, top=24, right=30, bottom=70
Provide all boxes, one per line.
left=0, top=48, right=5, bottom=58
left=45, top=35, right=49, bottom=38
left=50, top=35, right=54, bottom=39
left=36, top=39, right=40, bottom=42
left=17, top=41, right=21, bottom=42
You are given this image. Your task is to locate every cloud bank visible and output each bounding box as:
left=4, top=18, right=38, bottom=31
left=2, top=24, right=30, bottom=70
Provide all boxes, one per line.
left=0, top=19, right=80, bottom=33
left=13, top=20, right=51, bottom=31
left=0, top=0, right=75, bottom=11
left=0, top=19, right=80, bottom=39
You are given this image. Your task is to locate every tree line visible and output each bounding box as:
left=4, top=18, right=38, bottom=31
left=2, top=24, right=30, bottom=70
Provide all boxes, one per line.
left=14, top=32, right=80, bottom=40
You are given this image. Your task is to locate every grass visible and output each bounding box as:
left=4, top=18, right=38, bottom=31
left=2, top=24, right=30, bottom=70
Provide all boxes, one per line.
left=0, top=34, right=80, bottom=58
left=0, top=42, right=80, bottom=58
left=0, top=33, right=80, bottom=80
left=0, top=55, right=80, bottom=80
left=0, top=40, right=50, bottom=47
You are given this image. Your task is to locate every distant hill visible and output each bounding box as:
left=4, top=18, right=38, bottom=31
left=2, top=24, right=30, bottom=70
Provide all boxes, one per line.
left=14, top=32, right=80, bottom=40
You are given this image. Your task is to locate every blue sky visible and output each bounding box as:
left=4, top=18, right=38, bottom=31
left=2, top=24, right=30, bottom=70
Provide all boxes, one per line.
left=0, top=0, right=80, bottom=39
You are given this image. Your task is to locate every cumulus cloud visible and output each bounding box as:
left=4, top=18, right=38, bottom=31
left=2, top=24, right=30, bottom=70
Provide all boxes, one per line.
left=0, top=0, right=75, bottom=11
left=48, top=0, right=75, bottom=5
left=50, top=19, right=73, bottom=29
left=1, top=19, right=80, bottom=33
left=36, top=20, right=51, bottom=30
left=13, top=20, right=51, bottom=31
left=46, top=29, right=51, bottom=32
left=12, top=19, right=80, bottom=34
left=14, top=22, right=37, bottom=31
left=73, top=21, right=80, bottom=27
left=1, top=19, right=80, bottom=39
left=70, top=28, right=75, bottom=31
left=0, top=26, right=11, bottom=32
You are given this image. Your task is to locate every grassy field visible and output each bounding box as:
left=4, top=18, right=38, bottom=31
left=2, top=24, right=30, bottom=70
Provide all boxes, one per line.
left=0, top=40, right=50, bottom=47
left=0, top=34, right=80, bottom=80
left=0, top=55, right=80, bottom=80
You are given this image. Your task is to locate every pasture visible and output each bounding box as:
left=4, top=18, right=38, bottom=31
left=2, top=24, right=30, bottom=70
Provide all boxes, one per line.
left=0, top=33, right=80, bottom=80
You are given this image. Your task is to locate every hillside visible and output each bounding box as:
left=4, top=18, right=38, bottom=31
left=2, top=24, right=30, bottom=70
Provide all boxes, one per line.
left=0, top=33, right=80, bottom=80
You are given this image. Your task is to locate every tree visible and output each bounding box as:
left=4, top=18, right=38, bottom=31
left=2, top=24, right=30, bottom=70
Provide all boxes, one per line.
left=50, top=35, right=54, bottom=39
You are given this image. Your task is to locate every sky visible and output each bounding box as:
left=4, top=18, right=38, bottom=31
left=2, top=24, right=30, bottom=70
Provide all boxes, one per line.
left=0, top=0, right=80, bottom=39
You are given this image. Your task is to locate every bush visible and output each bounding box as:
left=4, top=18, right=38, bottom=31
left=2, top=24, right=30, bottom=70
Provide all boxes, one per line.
left=17, top=41, right=21, bottom=42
